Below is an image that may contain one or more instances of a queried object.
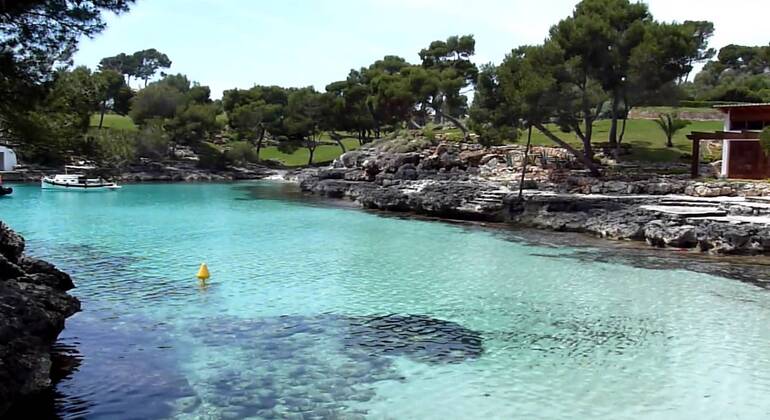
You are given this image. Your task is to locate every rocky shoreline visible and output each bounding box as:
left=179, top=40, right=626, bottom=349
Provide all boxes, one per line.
left=0, top=222, right=80, bottom=416
left=5, top=161, right=277, bottom=183
left=294, top=142, right=770, bottom=255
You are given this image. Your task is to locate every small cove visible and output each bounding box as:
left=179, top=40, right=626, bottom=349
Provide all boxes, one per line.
left=2, top=181, right=770, bottom=419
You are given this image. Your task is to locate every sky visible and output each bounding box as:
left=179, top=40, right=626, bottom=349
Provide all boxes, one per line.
left=72, top=0, right=770, bottom=99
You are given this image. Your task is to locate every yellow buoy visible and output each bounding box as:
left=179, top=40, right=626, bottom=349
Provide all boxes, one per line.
left=196, top=263, right=210, bottom=281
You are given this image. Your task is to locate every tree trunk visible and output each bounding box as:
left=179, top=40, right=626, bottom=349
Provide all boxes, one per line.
left=533, top=122, right=600, bottom=177
left=666, top=136, right=674, bottom=148
left=608, top=88, right=621, bottom=146
left=408, top=119, right=423, bottom=130
left=256, top=128, right=265, bottom=161
left=518, top=125, right=533, bottom=200
left=307, top=146, right=315, bottom=165
left=330, top=131, right=346, bottom=153
left=306, top=137, right=316, bottom=166
left=98, top=101, right=107, bottom=129
left=437, top=111, right=469, bottom=141
left=576, top=117, right=594, bottom=161
left=619, top=115, right=628, bottom=144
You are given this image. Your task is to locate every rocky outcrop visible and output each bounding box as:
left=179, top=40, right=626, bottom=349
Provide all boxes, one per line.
left=8, top=161, right=276, bottom=183
left=508, top=195, right=770, bottom=255
left=118, top=162, right=275, bottom=182
left=298, top=146, right=511, bottom=221
left=0, top=221, right=80, bottom=416
left=294, top=143, right=770, bottom=255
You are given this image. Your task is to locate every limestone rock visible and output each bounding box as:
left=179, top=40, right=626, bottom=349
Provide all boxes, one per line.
left=0, top=222, right=80, bottom=415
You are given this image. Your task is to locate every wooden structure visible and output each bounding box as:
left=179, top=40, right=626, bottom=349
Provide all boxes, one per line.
left=686, top=104, right=770, bottom=179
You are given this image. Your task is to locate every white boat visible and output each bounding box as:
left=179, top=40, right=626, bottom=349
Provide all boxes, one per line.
left=41, top=166, right=121, bottom=191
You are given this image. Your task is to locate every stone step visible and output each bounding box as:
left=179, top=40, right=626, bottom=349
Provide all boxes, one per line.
left=746, top=196, right=770, bottom=204
left=659, top=198, right=726, bottom=206
left=640, top=205, right=727, bottom=217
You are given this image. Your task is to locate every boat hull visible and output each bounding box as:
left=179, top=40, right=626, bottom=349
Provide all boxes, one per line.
left=41, top=178, right=120, bottom=191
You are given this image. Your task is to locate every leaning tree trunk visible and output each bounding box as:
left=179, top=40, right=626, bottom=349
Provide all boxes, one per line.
left=437, top=111, right=470, bottom=141
left=330, top=131, right=346, bottom=153
left=533, top=122, right=600, bottom=177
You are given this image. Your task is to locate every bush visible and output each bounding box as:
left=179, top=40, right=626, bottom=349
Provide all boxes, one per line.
left=422, top=126, right=436, bottom=141
left=224, top=141, right=258, bottom=164
left=135, top=119, right=169, bottom=160
left=196, top=142, right=228, bottom=170
left=82, top=128, right=137, bottom=170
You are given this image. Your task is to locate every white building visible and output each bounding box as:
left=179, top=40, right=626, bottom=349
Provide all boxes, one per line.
left=0, top=145, right=18, bottom=171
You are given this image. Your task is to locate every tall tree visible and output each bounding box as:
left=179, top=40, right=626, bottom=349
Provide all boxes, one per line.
left=468, top=64, right=519, bottom=146
left=325, top=71, right=376, bottom=145
left=94, top=69, right=128, bottom=129
left=417, top=35, right=478, bottom=139
left=224, top=85, right=289, bottom=160
left=281, top=87, right=324, bottom=165
left=99, top=52, right=139, bottom=85
left=362, top=56, right=414, bottom=136
left=679, top=20, right=716, bottom=84
left=1, top=0, right=133, bottom=149
left=132, top=48, right=172, bottom=87
left=497, top=45, right=601, bottom=175
left=550, top=0, right=650, bottom=147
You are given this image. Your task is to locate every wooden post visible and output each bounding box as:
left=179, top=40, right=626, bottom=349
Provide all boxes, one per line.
left=691, top=139, right=700, bottom=179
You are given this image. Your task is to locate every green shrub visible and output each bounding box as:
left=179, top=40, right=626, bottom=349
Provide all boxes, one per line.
left=135, top=119, right=169, bottom=160
left=224, top=141, right=258, bottom=164
left=423, top=126, right=436, bottom=141
left=196, top=142, right=229, bottom=170
left=83, top=128, right=137, bottom=170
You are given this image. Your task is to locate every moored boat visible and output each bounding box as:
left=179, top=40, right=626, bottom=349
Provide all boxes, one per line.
left=41, top=166, right=121, bottom=191
left=0, top=175, right=11, bottom=196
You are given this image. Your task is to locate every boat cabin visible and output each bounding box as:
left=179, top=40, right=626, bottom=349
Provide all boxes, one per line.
left=0, top=145, right=18, bottom=171
left=687, top=103, right=770, bottom=179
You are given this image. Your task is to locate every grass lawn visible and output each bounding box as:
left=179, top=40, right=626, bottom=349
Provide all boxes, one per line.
left=89, top=113, right=138, bottom=131
left=260, top=138, right=361, bottom=166
left=89, top=112, right=722, bottom=166
left=525, top=119, right=723, bottom=162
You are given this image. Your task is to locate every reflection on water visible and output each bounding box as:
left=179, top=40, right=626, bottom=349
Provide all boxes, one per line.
left=3, top=182, right=770, bottom=419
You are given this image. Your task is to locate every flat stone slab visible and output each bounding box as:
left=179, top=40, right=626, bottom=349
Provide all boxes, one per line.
left=640, top=205, right=727, bottom=217
left=690, top=215, right=770, bottom=225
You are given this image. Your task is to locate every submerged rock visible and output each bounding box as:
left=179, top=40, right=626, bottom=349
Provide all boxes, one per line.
left=0, top=221, right=80, bottom=416
left=185, top=313, right=482, bottom=418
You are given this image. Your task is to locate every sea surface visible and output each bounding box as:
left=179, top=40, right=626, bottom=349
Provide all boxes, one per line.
left=2, top=181, right=770, bottom=419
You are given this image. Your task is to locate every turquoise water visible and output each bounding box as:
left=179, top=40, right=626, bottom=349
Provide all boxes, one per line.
left=3, top=182, right=770, bottom=419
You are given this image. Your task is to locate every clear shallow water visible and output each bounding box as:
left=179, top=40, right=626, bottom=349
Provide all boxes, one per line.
left=2, top=182, right=770, bottom=419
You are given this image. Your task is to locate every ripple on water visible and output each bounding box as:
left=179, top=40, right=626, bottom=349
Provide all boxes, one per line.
left=3, top=183, right=770, bottom=419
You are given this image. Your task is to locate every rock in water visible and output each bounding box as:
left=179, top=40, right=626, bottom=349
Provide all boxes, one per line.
left=344, top=314, right=483, bottom=364
left=0, top=221, right=80, bottom=416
